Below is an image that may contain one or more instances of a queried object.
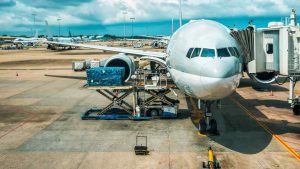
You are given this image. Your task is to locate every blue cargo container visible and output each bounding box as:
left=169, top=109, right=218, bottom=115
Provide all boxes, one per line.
left=86, top=67, right=125, bottom=86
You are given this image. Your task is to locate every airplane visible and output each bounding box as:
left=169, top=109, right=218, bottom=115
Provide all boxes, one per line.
left=13, top=30, right=42, bottom=46
left=43, top=19, right=243, bottom=134
left=45, top=21, right=82, bottom=50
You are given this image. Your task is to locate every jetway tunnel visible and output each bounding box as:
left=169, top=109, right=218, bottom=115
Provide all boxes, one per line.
left=230, top=9, right=300, bottom=114
left=230, top=26, right=281, bottom=84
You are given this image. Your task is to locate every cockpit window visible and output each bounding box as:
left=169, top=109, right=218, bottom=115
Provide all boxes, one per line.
left=228, top=47, right=237, bottom=56
left=186, top=48, right=194, bottom=58
left=233, top=47, right=240, bottom=56
left=201, top=48, right=215, bottom=57
left=191, top=48, right=202, bottom=58
left=217, top=48, right=230, bottom=57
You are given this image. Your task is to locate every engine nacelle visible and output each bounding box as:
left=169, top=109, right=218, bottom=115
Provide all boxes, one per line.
left=248, top=72, right=278, bottom=84
left=104, top=53, right=135, bottom=82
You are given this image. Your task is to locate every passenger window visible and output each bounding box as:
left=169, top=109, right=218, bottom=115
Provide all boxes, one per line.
left=228, top=47, right=237, bottom=56
left=191, top=48, right=202, bottom=58
left=186, top=48, right=194, bottom=58
left=217, top=48, right=230, bottom=57
left=201, top=48, right=215, bottom=57
left=266, top=43, right=273, bottom=54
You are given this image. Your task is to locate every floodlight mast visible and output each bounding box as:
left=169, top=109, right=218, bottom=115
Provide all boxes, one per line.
left=179, top=0, right=182, bottom=27
left=57, top=18, right=62, bottom=37
left=32, top=13, right=36, bottom=36
left=123, top=11, right=127, bottom=41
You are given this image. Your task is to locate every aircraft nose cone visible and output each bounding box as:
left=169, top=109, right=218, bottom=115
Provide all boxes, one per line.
left=206, top=58, right=240, bottom=78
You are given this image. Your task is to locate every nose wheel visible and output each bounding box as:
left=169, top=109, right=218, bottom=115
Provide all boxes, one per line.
left=198, top=100, right=220, bottom=135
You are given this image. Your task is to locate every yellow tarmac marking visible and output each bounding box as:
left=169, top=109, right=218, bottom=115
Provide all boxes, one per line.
left=230, top=96, right=300, bottom=162
left=197, top=132, right=207, bottom=137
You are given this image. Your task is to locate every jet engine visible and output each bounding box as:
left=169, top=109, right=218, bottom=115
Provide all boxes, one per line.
left=248, top=72, right=278, bottom=84
left=104, top=53, right=135, bottom=82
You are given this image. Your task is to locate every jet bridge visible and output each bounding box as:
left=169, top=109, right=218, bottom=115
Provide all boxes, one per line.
left=231, top=9, right=300, bottom=115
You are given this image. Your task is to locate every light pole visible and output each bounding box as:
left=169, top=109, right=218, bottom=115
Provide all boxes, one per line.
left=130, top=17, right=135, bottom=45
left=179, top=0, right=182, bottom=27
left=57, top=18, right=61, bottom=37
left=122, top=11, right=127, bottom=41
left=171, top=17, right=174, bottom=35
left=130, top=17, right=135, bottom=37
left=32, top=13, right=36, bottom=37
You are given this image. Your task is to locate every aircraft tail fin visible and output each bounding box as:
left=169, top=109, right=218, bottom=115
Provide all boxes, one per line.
left=34, top=29, right=39, bottom=38
left=45, top=20, right=53, bottom=39
left=69, top=29, right=72, bottom=37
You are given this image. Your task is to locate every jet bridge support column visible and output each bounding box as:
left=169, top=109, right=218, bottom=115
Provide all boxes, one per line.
left=289, top=77, right=300, bottom=115
left=289, top=77, right=295, bottom=102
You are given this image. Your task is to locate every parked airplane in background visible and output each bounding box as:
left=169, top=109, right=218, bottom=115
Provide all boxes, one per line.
left=13, top=30, right=42, bottom=46
left=44, top=19, right=243, bottom=134
left=85, top=35, right=103, bottom=42
left=45, top=21, right=83, bottom=50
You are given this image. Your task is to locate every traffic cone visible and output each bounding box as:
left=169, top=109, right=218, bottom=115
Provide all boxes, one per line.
left=270, top=90, right=274, bottom=96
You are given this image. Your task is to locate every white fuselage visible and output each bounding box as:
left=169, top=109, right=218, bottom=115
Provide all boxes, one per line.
left=166, top=20, right=242, bottom=100
left=13, top=38, right=40, bottom=45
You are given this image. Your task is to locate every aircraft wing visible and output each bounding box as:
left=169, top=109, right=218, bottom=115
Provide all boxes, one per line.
left=44, top=41, right=166, bottom=59
left=138, top=36, right=170, bottom=41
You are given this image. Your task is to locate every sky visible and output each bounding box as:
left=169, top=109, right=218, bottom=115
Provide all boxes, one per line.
left=0, top=0, right=299, bottom=36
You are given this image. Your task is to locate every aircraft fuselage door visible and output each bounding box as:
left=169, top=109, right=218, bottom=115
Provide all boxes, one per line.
left=263, top=31, right=279, bottom=71
left=264, top=37, right=274, bottom=70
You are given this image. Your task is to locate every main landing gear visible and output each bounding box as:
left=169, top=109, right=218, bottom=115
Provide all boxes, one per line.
left=198, top=100, right=220, bottom=135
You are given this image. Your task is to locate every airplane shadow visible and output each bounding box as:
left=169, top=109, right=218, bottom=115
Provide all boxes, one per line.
left=238, top=77, right=289, bottom=92
left=45, top=74, right=86, bottom=80
left=186, top=80, right=300, bottom=154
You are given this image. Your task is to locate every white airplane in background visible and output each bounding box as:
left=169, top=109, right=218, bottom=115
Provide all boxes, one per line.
left=45, top=21, right=82, bottom=49
left=13, top=30, right=42, bottom=46
left=44, top=19, right=243, bottom=134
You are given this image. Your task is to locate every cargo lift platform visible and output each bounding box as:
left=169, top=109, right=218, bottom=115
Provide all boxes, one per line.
left=81, top=68, right=179, bottom=120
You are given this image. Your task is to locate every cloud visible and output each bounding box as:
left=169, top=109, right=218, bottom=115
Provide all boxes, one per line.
left=0, top=0, right=299, bottom=34
left=18, top=0, right=93, bottom=9
left=0, top=0, right=16, bottom=7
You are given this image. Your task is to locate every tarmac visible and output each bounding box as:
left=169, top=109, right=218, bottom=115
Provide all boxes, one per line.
left=0, top=46, right=299, bottom=169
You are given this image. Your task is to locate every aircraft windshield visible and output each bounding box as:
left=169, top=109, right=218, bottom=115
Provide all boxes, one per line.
left=217, top=48, right=230, bottom=57
left=233, top=47, right=240, bottom=56
left=186, top=48, right=194, bottom=58
left=191, top=48, right=201, bottom=58
left=201, top=48, right=215, bottom=57
left=228, top=47, right=237, bottom=56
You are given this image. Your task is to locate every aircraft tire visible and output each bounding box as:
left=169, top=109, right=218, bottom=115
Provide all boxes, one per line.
left=199, top=118, right=207, bottom=134
left=147, top=109, right=159, bottom=117
left=209, top=119, right=218, bottom=134
left=293, top=105, right=300, bottom=115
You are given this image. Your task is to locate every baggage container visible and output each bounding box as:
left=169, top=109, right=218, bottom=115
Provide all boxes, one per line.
left=86, top=67, right=125, bottom=86
left=85, top=59, right=92, bottom=69
left=90, top=60, right=100, bottom=68
left=72, top=61, right=85, bottom=71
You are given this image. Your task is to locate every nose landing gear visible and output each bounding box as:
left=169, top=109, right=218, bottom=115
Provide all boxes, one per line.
left=198, top=100, right=220, bottom=135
